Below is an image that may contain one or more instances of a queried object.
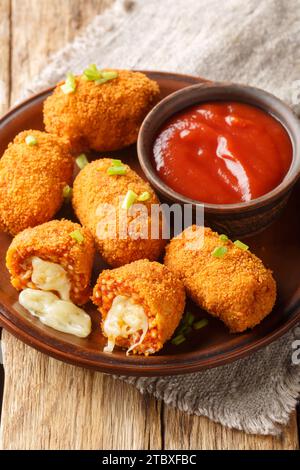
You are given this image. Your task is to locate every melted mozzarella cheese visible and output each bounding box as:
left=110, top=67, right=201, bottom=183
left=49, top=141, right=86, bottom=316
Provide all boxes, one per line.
left=19, top=289, right=91, bottom=338
left=103, top=295, right=148, bottom=354
left=31, top=256, right=71, bottom=301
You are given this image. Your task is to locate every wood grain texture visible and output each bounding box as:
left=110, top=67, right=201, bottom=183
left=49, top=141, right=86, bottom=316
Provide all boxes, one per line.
left=0, top=0, right=299, bottom=450
left=1, top=336, right=162, bottom=450
left=10, top=0, right=113, bottom=104
left=0, top=0, right=11, bottom=114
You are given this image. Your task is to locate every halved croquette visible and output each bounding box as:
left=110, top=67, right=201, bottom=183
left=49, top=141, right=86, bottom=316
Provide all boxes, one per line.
left=92, top=259, right=186, bottom=355
left=6, top=219, right=95, bottom=305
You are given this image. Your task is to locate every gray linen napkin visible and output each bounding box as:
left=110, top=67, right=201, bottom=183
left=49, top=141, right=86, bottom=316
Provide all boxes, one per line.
left=21, top=0, right=300, bottom=435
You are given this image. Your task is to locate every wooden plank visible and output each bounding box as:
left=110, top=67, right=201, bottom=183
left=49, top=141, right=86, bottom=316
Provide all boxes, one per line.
left=1, top=335, right=162, bottom=449
left=0, top=0, right=11, bottom=115
left=163, top=406, right=299, bottom=450
left=10, top=0, right=113, bottom=104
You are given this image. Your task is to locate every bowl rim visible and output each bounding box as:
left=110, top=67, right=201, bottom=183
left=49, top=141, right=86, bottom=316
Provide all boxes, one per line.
left=137, top=81, right=300, bottom=213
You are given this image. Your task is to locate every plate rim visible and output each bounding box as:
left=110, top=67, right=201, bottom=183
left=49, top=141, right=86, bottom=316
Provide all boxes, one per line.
left=0, top=70, right=299, bottom=376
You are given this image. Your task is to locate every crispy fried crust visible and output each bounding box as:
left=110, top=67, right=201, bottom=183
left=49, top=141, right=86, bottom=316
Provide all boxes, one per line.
left=72, top=158, right=166, bottom=267
left=92, top=259, right=186, bottom=354
left=0, top=130, right=74, bottom=235
left=164, top=226, right=276, bottom=333
left=6, top=219, right=95, bottom=305
left=43, top=70, right=160, bottom=152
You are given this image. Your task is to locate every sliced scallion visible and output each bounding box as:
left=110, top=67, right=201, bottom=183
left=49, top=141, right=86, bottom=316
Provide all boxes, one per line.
left=211, top=246, right=228, bottom=258
left=122, top=190, right=137, bottom=210
left=193, top=319, right=209, bottom=330
left=76, top=153, right=89, bottom=170
left=70, top=229, right=84, bottom=244
left=219, top=234, right=229, bottom=242
left=61, top=72, right=76, bottom=94
left=25, top=135, right=37, bottom=146
left=234, top=240, right=249, bottom=250
left=171, top=335, right=186, bottom=345
left=63, top=185, right=72, bottom=200
left=138, top=191, right=151, bottom=202
left=107, top=165, right=127, bottom=176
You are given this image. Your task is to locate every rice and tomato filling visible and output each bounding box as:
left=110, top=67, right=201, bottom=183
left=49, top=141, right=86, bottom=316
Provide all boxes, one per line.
left=6, top=219, right=95, bottom=306
left=92, top=259, right=186, bottom=355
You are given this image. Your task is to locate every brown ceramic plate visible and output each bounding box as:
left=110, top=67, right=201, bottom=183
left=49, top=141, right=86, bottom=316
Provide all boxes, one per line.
left=0, top=71, right=299, bottom=377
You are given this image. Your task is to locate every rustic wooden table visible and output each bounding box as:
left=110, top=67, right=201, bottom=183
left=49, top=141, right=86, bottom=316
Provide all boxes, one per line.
left=0, top=0, right=299, bottom=450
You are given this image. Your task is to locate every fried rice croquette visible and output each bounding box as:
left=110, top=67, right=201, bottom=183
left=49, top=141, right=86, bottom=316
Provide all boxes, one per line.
left=43, top=70, right=160, bottom=152
left=0, top=130, right=73, bottom=235
left=6, top=219, right=95, bottom=305
left=72, top=158, right=166, bottom=267
left=92, top=259, right=186, bottom=355
left=164, top=226, right=276, bottom=333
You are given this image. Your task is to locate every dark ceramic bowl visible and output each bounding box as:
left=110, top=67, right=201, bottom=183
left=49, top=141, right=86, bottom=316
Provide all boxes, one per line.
left=137, top=82, right=300, bottom=237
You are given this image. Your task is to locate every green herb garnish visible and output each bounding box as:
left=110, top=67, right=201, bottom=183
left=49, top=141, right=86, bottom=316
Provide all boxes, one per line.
left=70, top=229, right=84, bottom=244
left=63, top=185, right=72, bottom=200
left=107, top=165, right=127, bottom=176
left=138, top=191, right=151, bottom=202
left=25, top=135, right=37, bottom=146
left=234, top=240, right=249, bottom=251
left=83, top=65, right=118, bottom=84
left=193, top=319, right=209, bottom=330
left=171, top=334, right=186, bottom=345
left=61, top=72, right=76, bottom=94
left=76, top=154, right=89, bottom=170
left=212, top=246, right=228, bottom=258
left=122, top=190, right=137, bottom=210
left=219, top=234, right=229, bottom=242
left=171, top=310, right=208, bottom=345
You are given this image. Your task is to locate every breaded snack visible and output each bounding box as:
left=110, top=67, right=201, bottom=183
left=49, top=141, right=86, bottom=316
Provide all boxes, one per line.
left=72, top=158, right=166, bottom=267
left=0, top=130, right=73, bottom=235
left=164, top=226, right=276, bottom=333
left=43, top=69, right=160, bottom=152
left=92, top=259, right=186, bottom=355
left=6, top=219, right=95, bottom=305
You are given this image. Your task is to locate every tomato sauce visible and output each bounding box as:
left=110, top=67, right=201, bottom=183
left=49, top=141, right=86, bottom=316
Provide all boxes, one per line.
left=152, top=102, right=293, bottom=204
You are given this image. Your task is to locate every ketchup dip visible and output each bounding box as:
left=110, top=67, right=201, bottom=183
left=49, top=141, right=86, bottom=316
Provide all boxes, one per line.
left=152, top=102, right=293, bottom=204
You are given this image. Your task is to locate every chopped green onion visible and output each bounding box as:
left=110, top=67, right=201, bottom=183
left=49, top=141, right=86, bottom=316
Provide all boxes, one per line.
left=193, top=319, right=208, bottom=330
left=70, top=229, right=84, bottom=244
left=211, top=246, right=228, bottom=258
left=111, top=159, right=123, bottom=166
left=96, top=70, right=118, bottom=85
left=107, top=165, right=127, bottom=176
left=76, top=153, right=89, bottom=170
left=219, top=234, right=229, bottom=242
left=83, top=65, right=118, bottom=84
left=25, top=135, right=37, bottom=146
left=122, top=190, right=138, bottom=210
left=61, top=72, right=76, bottom=94
left=234, top=240, right=249, bottom=251
left=185, top=311, right=195, bottom=326
left=83, top=64, right=102, bottom=81
left=179, top=325, right=192, bottom=336
left=63, top=185, right=72, bottom=200
left=138, top=191, right=151, bottom=202
left=171, top=334, right=186, bottom=345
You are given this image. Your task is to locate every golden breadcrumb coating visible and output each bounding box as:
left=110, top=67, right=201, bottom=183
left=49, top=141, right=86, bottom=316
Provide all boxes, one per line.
left=43, top=70, right=160, bottom=152
left=6, top=219, right=95, bottom=305
left=164, top=225, right=276, bottom=333
left=72, top=158, right=166, bottom=267
left=0, top=130, right=73, bottom=236
left=92, top=259, right=186, bottom=355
